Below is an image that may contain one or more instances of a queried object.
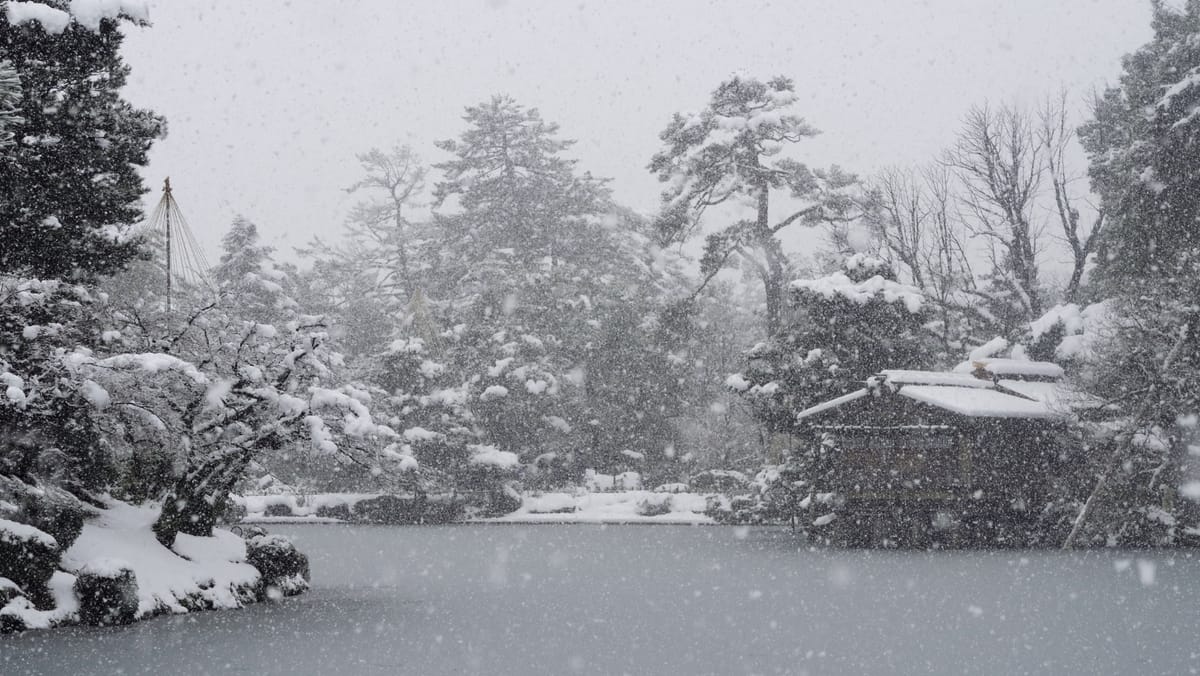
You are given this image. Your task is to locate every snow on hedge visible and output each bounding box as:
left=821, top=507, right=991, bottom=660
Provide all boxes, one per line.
left=0, top=572, right=78, bottom=630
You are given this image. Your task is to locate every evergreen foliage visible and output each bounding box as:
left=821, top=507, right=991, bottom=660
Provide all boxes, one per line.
left=0, top=5, right=164, bottom=279
left=733, top=256, right=933, bottom=433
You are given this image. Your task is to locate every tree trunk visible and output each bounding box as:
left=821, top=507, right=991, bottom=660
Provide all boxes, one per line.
left=756, top=182, right=786, bottom=335
left=153, top=446, right=253, bottom=547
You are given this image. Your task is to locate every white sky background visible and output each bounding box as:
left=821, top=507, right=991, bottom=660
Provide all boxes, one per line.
left=120, top=0, right=1154, bottom=270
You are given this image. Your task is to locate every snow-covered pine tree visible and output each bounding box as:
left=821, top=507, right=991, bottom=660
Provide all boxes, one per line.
left=299, top=145, right=432, bottom=364
left=1063, top=0, right=1200, bottom=546
left=1, top=5, right=163, bottom=537
left=433, top=95, right=609, bottom=273
left=0, top=3, right=164, bottom=279
left=649, top=74, right=859, bottom=335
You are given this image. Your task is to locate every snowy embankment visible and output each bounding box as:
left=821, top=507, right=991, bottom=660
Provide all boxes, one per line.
left=62, top=502, right=260, bottom=616
left=482, top=490, right=716, bottom=525
left=235, top=492, right=377, bottom=522
left=2, top=501, right=292, bottom=632
left=235, top=490, right=720, bottom=525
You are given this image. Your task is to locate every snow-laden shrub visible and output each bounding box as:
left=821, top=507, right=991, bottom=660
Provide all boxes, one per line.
left=0, top=478, right=86, bottom=551
left=636, top=495, right=672, bottom=517
left=0, top=577, right=21, bottom=606
left=74, top=560, right=138, bottom=626
left=688, top=469, right=750, bottom=493
left=352, top=494, right=422, bottom=524
left=485, top=482, right=522, bottom=517
left=0, top=519, right=58, bottom=608
left=0, top=577, right=26, bottom=633
left=423, top=493, right=465, bottom=524
left=245, top=534, right=310, bottom=601
left=314, top=503, right=352, bottom=521
left=523, top=492, right=577, bottom=514
left=263, top=503, right=294, bottom=518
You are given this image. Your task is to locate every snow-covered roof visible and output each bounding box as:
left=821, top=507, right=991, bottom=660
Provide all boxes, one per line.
left=996, top=380, right=1103, bottom=411
left=796, top=367, right=1069, bottom=421
left=795, top=388, right=869, bottom=421
left=951, top=358, right=1065, bottom=380
left=879, top=369, right=993, bottom=388
left=898, top=385, right=1058, bottom=419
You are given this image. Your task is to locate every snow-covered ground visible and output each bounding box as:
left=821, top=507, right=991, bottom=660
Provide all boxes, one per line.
left=235, top=492, right=378, bottom=522
left=2, top=501, right=261, bottom=631
left=236, top=489, right=719, bottom=525
left=482, top=490, right=715, bottom=524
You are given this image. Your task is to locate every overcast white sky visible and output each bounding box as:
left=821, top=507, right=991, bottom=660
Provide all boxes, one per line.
left=120, top=0, right=1155, bottom=264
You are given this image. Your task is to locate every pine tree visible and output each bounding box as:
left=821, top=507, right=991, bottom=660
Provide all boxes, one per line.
left=433, top=95, right=609, bottom=276
left=649, top=74, right=858, bottom=335
left=1080, top=0, right=1200, bottom=291
left=426, top=98, right=694, bottom=482
left=1064, top=0, right=1200, bottom=546
left=0, top=5, right=164, bottom=279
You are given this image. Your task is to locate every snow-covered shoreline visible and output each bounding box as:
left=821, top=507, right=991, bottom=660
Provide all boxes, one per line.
left=2, top=500, right=304, bottom=633
left=237, top=489, right=721, bottom=526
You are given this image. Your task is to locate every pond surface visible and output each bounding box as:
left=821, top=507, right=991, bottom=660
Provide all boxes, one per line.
left=3, top=524, right=1198, bottom=675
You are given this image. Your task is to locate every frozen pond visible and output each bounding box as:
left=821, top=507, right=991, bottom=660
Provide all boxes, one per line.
left=3, top=524, right=1198, bottom=675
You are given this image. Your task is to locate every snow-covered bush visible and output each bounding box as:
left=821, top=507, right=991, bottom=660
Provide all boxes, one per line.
left=688, top=469, right=750, bottom=493
left=636, top=495, right=672, bottom=517
left=313, top=503, right=352, bottom=521
left=245, top=534, right=310, bottom=601
left=263, top=503, right=294, bottom=518
left=73, top=560, right=138, bottom=626
left=0, top=477, right=86, bottom=552
left=0, top=577, right=30, bottom=634
left=352, top=494, right=423, bottom=524
left=0, top=518, right=58, bottom=608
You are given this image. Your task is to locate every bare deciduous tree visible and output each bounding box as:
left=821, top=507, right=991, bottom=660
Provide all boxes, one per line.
left=943, top=103, right=1045, bottom=325
left=1038, top=93, right=1105, bottom=303
left=866, top=97, right=1105, bottom=349
left=867, top=164, right=977, bottom=352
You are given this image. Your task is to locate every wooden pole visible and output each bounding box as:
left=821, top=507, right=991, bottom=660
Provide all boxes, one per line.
left=164, top=177, right=172, bottom=313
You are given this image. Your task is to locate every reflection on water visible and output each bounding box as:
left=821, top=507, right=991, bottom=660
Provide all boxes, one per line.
left=3, top=525, right=1196, bottom=676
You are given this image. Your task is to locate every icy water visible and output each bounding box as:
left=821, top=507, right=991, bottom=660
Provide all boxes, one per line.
left=3, top=525, right=1198, bottom=676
